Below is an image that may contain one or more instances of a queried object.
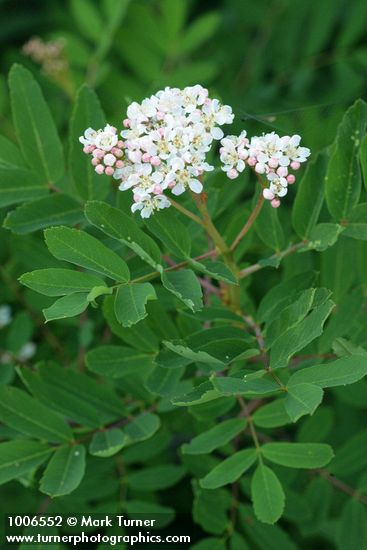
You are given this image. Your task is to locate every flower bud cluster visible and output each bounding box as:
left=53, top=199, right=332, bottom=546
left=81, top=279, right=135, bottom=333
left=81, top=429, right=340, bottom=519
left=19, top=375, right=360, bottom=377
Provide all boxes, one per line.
left=79, top=124, right=125, bottom=176
left=80, top=85, right=234, bottom=218
left=220, top=131, right=310, bottom=207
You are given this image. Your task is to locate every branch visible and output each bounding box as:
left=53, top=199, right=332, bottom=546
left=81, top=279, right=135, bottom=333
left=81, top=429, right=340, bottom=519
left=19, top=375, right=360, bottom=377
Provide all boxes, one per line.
left=230, top=192, right=264, bottom=251
left=239, top=241, right=307, bottom=279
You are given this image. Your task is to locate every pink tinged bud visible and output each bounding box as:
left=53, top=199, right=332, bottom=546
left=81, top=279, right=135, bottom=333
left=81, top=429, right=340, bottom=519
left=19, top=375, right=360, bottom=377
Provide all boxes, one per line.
left=268, top=157, right=279, bottom=168
left=110, top=126, right=117, bottom=134
left=133, top=194, right=141, bottom=202
left=111, top=147, right=119, bottom=155
left=105, top=166, right=114, bottom=176
left=263, top=188, right=275, bottom=201
left=158, top=128, right=165, bottom=137
left=91, top=158, right=100, bottom=166
left=277, top=166, right=288, bottom=177
left=151, top=156, right=161, bottom=166
left=156, top=111, right=164, bottom=120
left=153, top=184, right=163, bottom=194
left=115, top=149, right=123, bottom=158
left=123, top=119, right=131, bottom=128
left=83, top=146, right=90, bottom=154
left=142, top=153, right=151, bottom=163
left=227, top=168, right=238, bottom=180
left=117, top=140, right=125, bottom=148
left=287, top=174, right=296, bottom=184
left=95, top=164, right=105, bottom=174
left=219, top=147, right=225, bottom=154
left=291, top=161, right=300, bottom=170
left=247, top=156, right=257, bottom=167
left=93, top=149, right=104, bottom=159
left=255, top=163, right=265, bottom=174
left=168, top=181, right=176, bottom=189
left=271, top=198, right=281, bottom=208
left=116, top=160, right=124, bottom=168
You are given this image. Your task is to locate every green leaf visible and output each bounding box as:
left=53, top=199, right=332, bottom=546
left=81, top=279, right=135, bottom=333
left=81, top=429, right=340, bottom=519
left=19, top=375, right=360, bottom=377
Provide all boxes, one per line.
left=200, top=448, right=257, bottom=489
left=172, top=381, right=221, bottom=406
left=307, top=223, right=344, bottom=251
left=292, top=152, right=328, bottom=239
left=261, top=442, right=334, bottom=468
left=44, top=226, right=130, bottom=281
left=180, top=12, right=220, bottom=54
left=161, top=269, right=202, bottom=312
left=123, top=413, right=160, bottom=445
left=288, top=355, right=367, bottom=388
left=85, top=200, right=162, bottom=270
left=86, top=345, right=154, bottom=378
left=89, top=429, right=126, bottom=457
left=9, top=64, right=64, bottom=182
left=255, top=197, right=284, bottom=251
left=127, top=465, right=186, bottom=491
left=251, top=463, right=285, bottom=524
left=145, top=209, right=191, bottom=258
left=0, top=135, right=26, bottom=169
left=0, top=385, right=73, bottom=443
left=253, top=400, right=291, bottom=428
left=193, top=482, right=230, bottom=535
left=163, top=340, right=224, bottom=368
left=124, top=500, right=175, bottom=528
left=145, top=364, right=184, bottom=396
left=212, top=376, right=279, bottom=396
left=4, top=194, right=84, bottom=234
left=191, top=538, right=226, bottom=550
left=40, top=445, right=86, bottom=497
left=70, top=0, right=103, bottom=42
left=19, top=268, right=105, bottom=296
left=0, top=440, right=52, bottom=484
left=69, top=85, right=109, bottom=200
left=114, top=283, right=157, bottom=327
left=361, top=132, right=367, bottom=190
left=329, top=429, right=367, bottom=475
left=343, top=203, right=367, bottom=240
left=285, top=383, right=324, bottom=422
left=0, top=167, right=48, bottom=207
left=43, top=293, right=89, bottom=322
left=325, top=99, right=367, bottom=220
left=182, top=418, right=247, bottom=455
left=269, top=300, right=334, bottom=368
left=189, top=259, right=237, bottom=285
left=337, top=500, right=367, bottom=550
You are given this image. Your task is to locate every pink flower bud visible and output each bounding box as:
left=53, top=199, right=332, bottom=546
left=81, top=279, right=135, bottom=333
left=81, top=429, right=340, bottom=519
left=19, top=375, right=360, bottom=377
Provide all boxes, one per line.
left=83, top=146, right=90, bottom=154
left=123, top=119, right=131, bottom=128
left=247, top=156, right=257, bottom=167
left=156, top=111, right=164, bottom=120
left=115, top=149, right=123, bottom=158
left=116, top=160, right=124, bottom=169
left=277, top=166, right=288, bottom=177
left=291, top=161, right=300, bottom=170
left=255, top=163, right=265, bottom=174
left=153, top=184, right=163, bottom=194
left=104, top=153, right=116, bottom=167
left=95, top=164, right=105, bottom=175
left=219, top=147, right=225, bottom=154
left=151, top=156, right=161, bottom=166
left=271, top=198, right=281, bottom=208
left=268, top=157, right=279, bottom=168
left=117, top=140, right=125, bottom=148
left=287, top=174, right=296, bottom=184
left=110, top=126, right=117, bottom=134
left=93, top=148, right=104, bottom=159
left=168, top=181, right=176, bottom=189
left=263, top=188, right=275, bottom=201
left=91, top=158, right=99, bottom=166
left=133, top=194, right=141, bottom=203
left=105, top=166, right=114, bottom=176
left=227, top=168, right=238, bottom=179
left=142, top=153, right=151, bottom=163
left=158, top=128, right=165, bottom=137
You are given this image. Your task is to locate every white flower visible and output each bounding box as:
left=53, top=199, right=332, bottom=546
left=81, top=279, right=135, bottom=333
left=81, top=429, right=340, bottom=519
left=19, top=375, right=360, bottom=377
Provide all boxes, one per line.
left=0, top=305, right=12, bottom=328
left=17, top=342, right=36, bottom=361
left=120, top=163, right=164, bottom=193
left=79, top=127, right=99, bottom=146
left=266, top=172, right=288, bottom=198
left=131, top=193, right=170, bottom=218
left=280, top=134, right=310, bottom=162
left=94, top=125, right=118, bottom=151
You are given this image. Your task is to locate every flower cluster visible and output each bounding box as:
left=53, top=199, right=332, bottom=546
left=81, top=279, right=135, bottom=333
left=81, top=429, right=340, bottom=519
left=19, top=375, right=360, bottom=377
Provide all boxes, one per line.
left=220, top=131, right=310, bottom=207
left=80, top=85, right=234, bottom=218
left=80, top=85, right=310, bottom=216
left=79, top=124, right=125, bottom=176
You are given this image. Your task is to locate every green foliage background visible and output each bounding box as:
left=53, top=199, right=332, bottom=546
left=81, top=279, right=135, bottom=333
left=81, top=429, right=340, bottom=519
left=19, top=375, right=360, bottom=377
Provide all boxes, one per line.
left=1, top=0, right=367, bottom=548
